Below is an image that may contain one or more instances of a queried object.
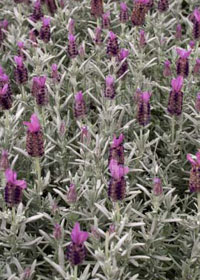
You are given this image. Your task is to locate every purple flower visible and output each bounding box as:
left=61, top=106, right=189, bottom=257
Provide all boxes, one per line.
left=53, top=224, right=62, bottom=240
left=176, top=48, right=191, bottom=59
left=153, top=178, right=163, bottom=196
left=94, top=27, right=102, bottom=45
left=24, top=114, right=41, bottom=133
left=0, top=150, right=9, bottom=171
left=67, top=184, right=77, bottom=203
left=5, top=169, right=27, bottom=189
left=171, top=76, right=183, bottom=92
left=168, top=76, right=184, bottom=116
left=139, top=30, right=146, bottom=47
left=14, top=56, right=28, bottom=84
left=158, top=0, right=169, bottom=12
left=195, top=93, right=200, bottom=113
left=193, top=59, right=200, bottom=75
left=175, top=24, right=182, bottom=39
left=68, top=18, right=75, bottom=34
left=68, top=34, right=78, bottom=58
left=74, top=91, right=86, bottom=119
left=107, top=31, right=119, bottom=56
left=187, top=151, right=200, bottom=192
left=24, top=114, right=44, bottom=157
left=137, top=91, right=151, bottom=126
left=14, top=56, right=23, bottom=67
left=163, top=60, right=172, bottom=77
left=71, top=223, right=89, bottom=245
left=66, top=223, right=89, bottom=265
left=109, top=159, right=129, bottom=180
left=120, top=2, right=129, bottom=23
left=91, top=0, right=104, bottom=18
left=104, top=75, right=116, bottom=99
left=4, top=169, right=27, bottom=206
left=194, top=8, right=200, bottom=22
left=102, top=12, right=110, bottom=29
left=109, top=134, right=124, bottom=164
left=0, top=84, right=12, bottom=110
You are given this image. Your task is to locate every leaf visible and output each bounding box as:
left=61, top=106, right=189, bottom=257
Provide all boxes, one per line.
left=25, top=214, right=44, bottom=224
left=44, top=257, right=66, bottom=279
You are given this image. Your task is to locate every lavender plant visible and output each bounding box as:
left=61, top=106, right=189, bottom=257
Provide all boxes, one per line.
left=0, top=0, right=200, bottom=279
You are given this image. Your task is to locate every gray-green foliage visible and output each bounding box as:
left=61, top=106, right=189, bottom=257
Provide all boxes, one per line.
left=0, top=0, right=200, bottom=279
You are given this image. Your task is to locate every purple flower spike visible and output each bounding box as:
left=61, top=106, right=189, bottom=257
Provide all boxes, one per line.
left=195, top=93, right=200, bottom=112
left=51, top=64, right=58, bottom=72
left=0, top=84, right=8, bottom=96
left=75, top=91, right=83, bottom=102
left=171, top=76, right=183, bottom=92
left=68, top=34, right=75, bottom=42
left=142, top=91, right=151, bottom=102
left=163, top=60, right=172, bottom=77
left=23, top=114, right=41, bottom=133
left=67, top=184, right=77, bottom=203
left=109, top=159, right=129, bottom=180
left=14, top=56, right=23, bottom=67
left=120, top=2, right=127, bottom=11
left=120, top=2, right=129, bottom=23
left=42, top=17, right=51, bottom=26
left=68, top=18, right=75, bottom=34
left=176, top=48, right=192, bottom=59
left=109, top=31, right=116, bottom=40
left=17, top=41, right=24, bottom=48
left=175, top=24, right=182, bottom=39
left=4, top=168, right=27, bottom=206
left=187, top=151, right=200, bottom=192
left=153, top=177, right=163, bottom=196
left=71, top=223, right=89, bottom=245
left=66, top=223, right=89, bottom=265
left=106, top=75, right=114, bottom=87
left=5, top=169, right=27, bottom=189
left=0, top=150, right=9, bottom=171
left=24, top=113, right=44, bottom=157
left=94, top=27, right=102, bottom=45
left=112, top=134, right=124, bottom=148
left=194, top=8, right=200, bottom=22
left=119, top=48, right=129, bottom=60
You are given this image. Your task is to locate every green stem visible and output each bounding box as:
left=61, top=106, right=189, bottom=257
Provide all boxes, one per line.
left=105, top=231, right=109, bottom=259
left=74, top=265, right=78, bottom=280
left=197, top=192, right=200, bottom=215
left=12, top=206, right=15, bottom=225
left=171, top=115, right=175, bottom=144
left=35, top=157, right=42, bottom=195
left=115, top=202, right=120, bottom=224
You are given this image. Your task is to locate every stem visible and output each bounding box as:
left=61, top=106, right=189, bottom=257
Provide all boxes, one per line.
left=197, top=192, right=200, bottom=215
left=74, top=265, right=78, bottom=280
left=115, top=202, right=120, bottom=223
left=12, top=206, right=15, bottom=225
left=171, top=115, right=175, bottom=144
left=35, top=157, right=42, bottom=195
left=105, top=231, right=109, bottom=259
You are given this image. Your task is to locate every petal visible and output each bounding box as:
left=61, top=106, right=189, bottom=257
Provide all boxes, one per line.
left=187, top=154, right=196, bottom=165
left=71, top=222, right=81, bottom=243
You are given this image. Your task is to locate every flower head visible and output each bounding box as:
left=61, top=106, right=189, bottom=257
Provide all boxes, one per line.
left=171, top=76, right=183, bottom=92
left=0, top=84, right=8, bottom=96
left=23, top=114, right=41, bottom=132
left=42, top=17, right=51, bottom=26
left=176, top=48, right=192, bottom=59
left=141, top=91, right=151, bottom=102
left=112, top=134, right=124, bottom=148
left=120, top=2, right=127, bottom=11
left=194, top=8, right=200, bottom=22
left=51, top=63, right=58, bottom=72
left=71, top=223, right=89, bottom=245
left=17, top=41, right=24, bottom=48
left=75, top=91, right=83, bottom=102
left=5, top=168, right=27, bottom=189
left=109, top=159, right=129, bottom=180
left=14, top=56, right=23, bottom=67
left=119, top=48, right=129, bottom=60
left=106, top=75, right=114, bottom=87
left=109, top=31, right=116, bottom=40
left=68, top=34, right=75, bottom=42
left=153, top=177, right=163, bottom=196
